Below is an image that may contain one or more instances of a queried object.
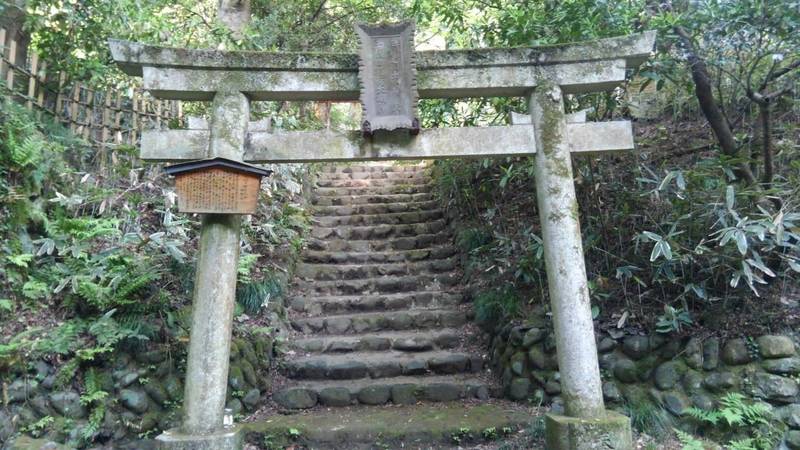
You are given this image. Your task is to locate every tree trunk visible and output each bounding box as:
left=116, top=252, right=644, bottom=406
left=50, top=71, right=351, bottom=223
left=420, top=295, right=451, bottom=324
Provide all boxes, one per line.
left=673, top=26, right=757, bottom=185
left=759, top=102, right=773, bottom=187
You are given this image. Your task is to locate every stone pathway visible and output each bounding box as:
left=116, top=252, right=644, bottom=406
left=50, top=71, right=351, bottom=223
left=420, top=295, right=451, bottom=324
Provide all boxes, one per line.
left=272, top=163, right=495, bottom=410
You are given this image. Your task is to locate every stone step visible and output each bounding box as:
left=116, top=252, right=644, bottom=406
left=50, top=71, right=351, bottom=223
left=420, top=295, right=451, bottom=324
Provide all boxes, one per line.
left=317, top=171, right=428, bottom=181
left=292, top=273, right=460, bottom=295
left=314, top=183, right=434, bottom=197
left=295, top=258, right=458, bottom=282
left=284, top=350, right=484, bottom=381
left=312, top=200, right=440, bottom=216
left=289, top=291, right=464, bottom=316
left=306, top=233, right=452, bottom=253
left=312, top=209, right=444, bottom=227
left=318, top=164, right=426, bottom=174
left=310, top=219, right=447, bottom=241
left=312, top=192, right=435, bottom=206
left=315, top=177, right=430, bottom=188
left=245, top=403, right=528, bottom=448
left=272, top=375, right=493, bottom=410
left=290, top=308, right=468, bottom=334
left=291, top=329, right=464, bottom=354
left=302, top=246, right=457, bottom=264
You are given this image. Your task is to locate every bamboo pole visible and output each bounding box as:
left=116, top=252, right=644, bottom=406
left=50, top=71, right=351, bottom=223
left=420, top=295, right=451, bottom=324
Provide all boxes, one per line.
left=6, top=37, right=17, bottom=91
left=55, top=72, right=67, bottom=120
left=26, top=53, right=38, bottom=110
left=70, top=84, right=80, bottom=133
left=0, top=29, right=7, bottom=83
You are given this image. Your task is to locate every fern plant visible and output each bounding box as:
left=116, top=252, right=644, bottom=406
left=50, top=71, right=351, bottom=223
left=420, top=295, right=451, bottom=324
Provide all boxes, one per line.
left=684, top=393, right=784, bottom=450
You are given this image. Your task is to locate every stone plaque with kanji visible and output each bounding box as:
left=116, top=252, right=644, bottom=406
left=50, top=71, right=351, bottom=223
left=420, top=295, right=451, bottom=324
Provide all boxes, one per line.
left=356, top=21, right=419, bottom=136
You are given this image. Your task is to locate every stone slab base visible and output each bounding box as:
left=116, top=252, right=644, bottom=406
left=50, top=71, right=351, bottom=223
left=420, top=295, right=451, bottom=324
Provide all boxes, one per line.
left=545, top=411, right=632, bottom=450
left=155, top=426, right=243, bottom=450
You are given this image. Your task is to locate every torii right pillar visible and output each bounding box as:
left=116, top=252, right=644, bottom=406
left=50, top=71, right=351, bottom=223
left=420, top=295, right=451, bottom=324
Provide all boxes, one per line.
left=529, top=82, right=632, bottom=450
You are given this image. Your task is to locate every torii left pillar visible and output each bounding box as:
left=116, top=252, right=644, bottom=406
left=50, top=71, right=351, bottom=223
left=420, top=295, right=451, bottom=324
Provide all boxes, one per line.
left=155, top=91, right=248, bottom=450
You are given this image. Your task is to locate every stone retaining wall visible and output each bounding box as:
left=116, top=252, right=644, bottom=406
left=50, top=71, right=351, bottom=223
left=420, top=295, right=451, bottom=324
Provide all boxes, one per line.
left=0, top=335, right=274, bottom=447
left=489, top=318, right=800, bottom=447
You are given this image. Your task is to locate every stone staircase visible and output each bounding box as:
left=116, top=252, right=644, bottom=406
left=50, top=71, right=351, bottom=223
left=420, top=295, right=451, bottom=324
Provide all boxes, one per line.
left=271, top=163, right=496, bottom=410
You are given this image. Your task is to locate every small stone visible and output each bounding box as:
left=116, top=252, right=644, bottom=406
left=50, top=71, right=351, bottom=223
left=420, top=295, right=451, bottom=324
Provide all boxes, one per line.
left=228, top=365, right=247, bottom=390
left=752, top=373, right=798, bottom=403
left=721, top=339, right=752, bottom=365
left=703, top=338, right=720, bottom=371
left=119, top=389, right=149, bottom=414
left=622, top=336, right=650, bottom=360
left=30, top=395, right=55, bottom=417
left=757, top=335, right=796, bottom=359
left=613, top=359, right=638, bottom=383
left=508, top=378, right=531, bottom=401
left=391, top=384, right=417, bottom=405
left=602, top=381, right=622, bottom=403
left=328, top=361, right=368, bottom=379
left=544, top=380, right=561, bottom=395
left=597, top=337, right=616, bottom=353
left=682, top=370, right=704, bottom=394
left=402, top=360, right=427, bottom=375
left=691, top=393, right=716, bottom=411
left=787, top=430, right=800, bottom=450
left=358, top=336, right=391, bottom=351
left=143, top=382, right=169, bottom=405
left=326, top=317, right=351, bottom=334
left=393, top=337, right=433, bottom=352
left=118, top=371, right=140, bottom=388
left=703, top=372, right=737, bottom=393
left=429, top=354, right=468, bottom=374
left=7, top=379, right=37, bottom=403
left=523, top=328, right=546, bottom=347
left=318, top=387, right=351, bottom=407
left=226, top=398, right=243, bottom=416
left=660, top=340, right=682, bottom=359
left=369, top=361, right=402, bottom=378
left=474, top=385, right=490, bottom=400
left=274, top=388, right=317, bottom=409
left=763, top=357, right=800, bottom=375
left=422, top=383, right=461, bottom=402
left=528, top=347, right=556, bottom=370
left=357, top=385, right=391, bottom=405
left=685, top=337, right=703, bottom=370
left=49, top=391, right=87, bottom=419
left=243, top=388, right=261, bottom=410
left=164, top=375, right=182, bottom=402
left=663, top=391, right=691, bottom=416
left=510, top=352, right=526, bottom=376
left=327, top=341, right=357, bottom=353
left=654, top=361, right=683, bottom=391
left=778, top=404, right=800, bottom=429
left=598, top=352, right=617, bottom=370
left=509, top=327, right=524, bottom=345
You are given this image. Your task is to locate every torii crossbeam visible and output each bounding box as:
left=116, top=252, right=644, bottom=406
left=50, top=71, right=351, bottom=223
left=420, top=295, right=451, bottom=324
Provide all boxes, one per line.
left=111, top=30, right=656, bottom=450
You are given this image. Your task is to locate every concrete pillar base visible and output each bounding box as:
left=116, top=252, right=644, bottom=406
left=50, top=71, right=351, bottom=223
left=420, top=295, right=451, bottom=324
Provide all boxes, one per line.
left=155, top=426, right=243, bottom=450
left=545, top=411, right=632, bottom=450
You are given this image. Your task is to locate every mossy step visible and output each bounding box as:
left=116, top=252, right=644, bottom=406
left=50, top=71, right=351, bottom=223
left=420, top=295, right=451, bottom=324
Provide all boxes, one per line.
left=243, top=403, right=530, bottom=449
left=295, top=258, right=458, bottom=282
left=284, top=350, right=483, bottom=380
left=289, top=291, right=464, bottom=316
left=290, top=307, right=468, bottom=334
left=316, top=177, right=430, bottom=188
left=314, top=184, right=434, bottom=197
left=292, top=273, right=460, bottom=295
left=306, top=233, right=452, bottom=252
left=302, top=245, right=456, bottom=264
left=312, top=192, right=435, bottom=206
left=317, top=171, right=428, bottom=181
left=310, top=219, right=447, bottom=241
left=318, top=164, right=426, bottom=174
left=291, top=328, right=464, bottom=354
left=312, top=209, right=444, bottom=227
left=312, top=200, right=440, bottom=216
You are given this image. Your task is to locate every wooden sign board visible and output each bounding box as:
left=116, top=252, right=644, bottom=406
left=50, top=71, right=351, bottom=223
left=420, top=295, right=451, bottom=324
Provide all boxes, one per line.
left=165, top=158, right=271, bottom=215
left=355, top=22, right=419, bottom=136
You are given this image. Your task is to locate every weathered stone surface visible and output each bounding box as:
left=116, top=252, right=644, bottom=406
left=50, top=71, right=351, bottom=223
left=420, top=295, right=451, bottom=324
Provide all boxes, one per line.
left=685, top=337, right=703, bottom=370
left=757, top=335, right=796, bottom=359
left=788, top=430, right=800, bottom=450
left=778, top=404, right=800, bottom=429
left=763, top=357, right=800, bottom=375
left=682, top=370, right=704, bottom=394
left=622, top=336, right=650, bottom=360
left=545, top=380, right=562, bottom=396
left=528, top=347, right=556, bottom=370
left=402, top=360, right=428, bottom=375
left=120, top=389, right=150, bottom=414
left=391, top=384, right=417, bottom=405
left=49, top=391, right=87, bottom=419
left=144, top=381, right=170, bottom=405
left=422, top=383, right=462, bottom=402
left=523, top=328, right=546, bottom=347
left=429, top=354, right=468, bottom=374
left=510, top=352, right=527, bottom=376
left=654, top=361, right=683, bottom=391
left=243, top=388, right=261, bottom=410
left=274, top=388, right=317, bottom=409
left=602, top=381, right=623, bottom=403
left=614, top=359, right=638, bottom=384
left=703, top=372, right=737, bottom=393
left=7, top=379, right=37, bottom=403
left=545, top=411, right=632, bottom=450
left=691, top=393, right=716, bottom=411
left=155, top=425, right=243, bottom=450
left=228, top=365, right=247, bottom=390
left=508, top=378, right=531, bottom=401
left=369, top=361, right=402, bottom=378
left=318, top=387, right=351, bottom=407
left=394, top=337, right=433, bottom=352
left=721, top=339, right=752, bottom=365
left=752, top=373, right=798, bottom=403
left=357, top=386, right=391, bottom=405
left=662, top=391, right=690, bottom=416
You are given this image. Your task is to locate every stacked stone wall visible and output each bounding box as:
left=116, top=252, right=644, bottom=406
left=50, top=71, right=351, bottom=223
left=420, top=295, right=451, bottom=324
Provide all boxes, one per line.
left=489, top=317, right=800, bottom=447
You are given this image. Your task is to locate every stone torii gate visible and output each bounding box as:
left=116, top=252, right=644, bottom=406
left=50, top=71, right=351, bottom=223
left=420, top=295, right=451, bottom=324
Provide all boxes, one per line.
left=110, top=28, right=655, bottom=450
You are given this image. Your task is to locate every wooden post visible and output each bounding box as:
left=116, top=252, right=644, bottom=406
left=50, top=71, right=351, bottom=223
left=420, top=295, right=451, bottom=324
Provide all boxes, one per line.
left=27, top=53, right=38, bottom=110
left=55, top=72, right=67, bottom=120
left=114, top=92, right=123, bottom=144
left=84, top=87, right=94, bottom=140
left=36, top=61, right=46, bottom=111
left=0, top=29, right=6, bottom=82
left=70, top=84, right=80, bottom=133
left=131, top=90, right=139, bottom=145
left=6, top=37, right=16, bottom=91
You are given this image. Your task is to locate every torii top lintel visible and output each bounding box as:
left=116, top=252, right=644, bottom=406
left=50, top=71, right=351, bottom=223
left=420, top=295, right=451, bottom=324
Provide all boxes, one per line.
left=109, top=31, right=655, bottom=102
